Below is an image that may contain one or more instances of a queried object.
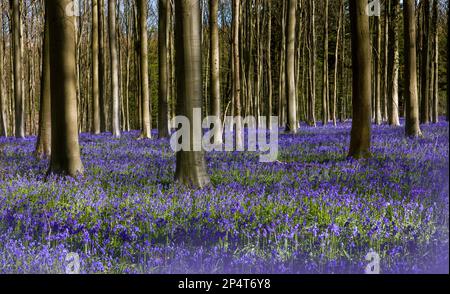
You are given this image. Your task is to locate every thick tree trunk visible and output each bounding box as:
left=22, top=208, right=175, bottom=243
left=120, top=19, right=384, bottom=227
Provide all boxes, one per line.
left=158, top=0, right=170, bottom=138
left=348, top=0, right=372, bottom=159
left=48, top=0, right=84, bottom=176
left=174, top=0, right=210, bottom=188
left=108, top=0, right=121, bottom=138
left=285, top=0, right=297, bottom=133
left=11, top=0, right=24, bottom=138
left=387, top=0, right=400, bottom=126
left=404, top=0, right=422, bottom=137
left=91, top=0, right=101, bottom=134
left=209, top=0, right=222, bottom=144
left=35, top=6, right=51, bottom=158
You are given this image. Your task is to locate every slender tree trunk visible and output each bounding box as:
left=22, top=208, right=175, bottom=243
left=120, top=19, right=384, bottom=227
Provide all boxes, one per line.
left=91, top=0, right=101, bottom=134
left=35, top=5, right=51, bottom=158
left=285, top=0, right=297, bottom=133
left=99, top=0, right=107, bottom=132
left=108, top=0, right=121, bottom=138
left=387, top=0, right=400, bottom=126
left=0, top=3, right=7, bottom=137
left=157, top=0, right=170, bottom=138
left=420, top=0, right=430, bottom=124
left=374, top=15, right=382, bottom=125
left=136, top=0, right=151, bottom=139
left=332, top=0, right=343, bottom=127
left=404, top=0, right=422, bottom=137
left=11, top=0, right=24, bottom=138
left=48, top=0, right=84, bottom=176
left=232, top=0, right=243, bottom=149
left=266, top=0, right=273, bottom=130
left=447, top=5, right=450, bottom=122
left=174, top=0, right=210, bottom=188
left=430, top=0, right=438, bottom=123
left=348, top=0, right=372, bottom=159
left=308, top=0, right=316, bottom=127
left=209, top=0, right=222, bottom=144
left=322, top=0, right=329, bottom=126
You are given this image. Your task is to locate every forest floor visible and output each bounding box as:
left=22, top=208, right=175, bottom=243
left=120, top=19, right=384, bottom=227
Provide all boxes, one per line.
left=0, top=121, right=448, bottom=273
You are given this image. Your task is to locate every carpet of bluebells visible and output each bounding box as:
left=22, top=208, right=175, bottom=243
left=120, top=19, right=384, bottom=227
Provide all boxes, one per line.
left=0, top=121, right=448, bottom=274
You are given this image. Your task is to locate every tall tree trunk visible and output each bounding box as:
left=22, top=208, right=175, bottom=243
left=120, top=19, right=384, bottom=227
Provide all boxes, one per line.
left=266, top=0, right=273, bottom=130
left=174, top=0, right=210, bottom=188
left=232, top=0, right=243, bottom=149
left=332, top=0, right=344, bottom=127
left=387, top=0, right=400, bottom=126
left=404, top=0, right=422, bottom=137
left=136, top=0, right=151, bottom=139
left=35, top=5, right=51, bottom=158
left=322, top=0, right=329, bottom=126
left=430, top=0, right=438, bottom=123
left=285, top=0, right=297, bottom=133
left=374, top=15, right=382, bottom=125
left=11, top=0, right=24, bottom=138
left=348, top=0, right=372, bottom=159
left=0, top=3, right=7, bottom=137
left=48, top=0, right=84, bottom=176
left=308, top=0, right=316, bottom=127
left=209, top=0, right=222, bottom=144
left=91, top=0, right=101, bottom=134
left=99, top=0, right=107, bottom=132
left=420, top=0, right=430, bottom=124
left=158, top=0, right=170, bottom=138
left=447, top=4, right=450, bottom=122
left=108, top=0, right=121, bottom=138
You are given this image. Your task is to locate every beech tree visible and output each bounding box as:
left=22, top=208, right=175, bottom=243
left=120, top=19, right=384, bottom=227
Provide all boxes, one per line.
left=158, top=0, right=170, bottom=139
left=404, top=0, right=422, bottom=137
left=35, top=5, right=50, bottom=158
left=285, top=0, right=297, bottom=134
left=10, top=0, right=25, bottom=138
left=174, top=0, right=210, bottom=188
left=47, top=0, right=84, bottom=176
left=108, top=0, right=121, bottom=138
left=348, top=0, right=372, bottom=159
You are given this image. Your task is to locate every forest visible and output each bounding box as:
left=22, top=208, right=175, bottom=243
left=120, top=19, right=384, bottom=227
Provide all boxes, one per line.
left=0, top=0, right=448, bottom=274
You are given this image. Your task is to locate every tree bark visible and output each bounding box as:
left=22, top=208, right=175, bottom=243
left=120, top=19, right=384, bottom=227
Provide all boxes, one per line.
left=404, top=0, right=422, bottom=137
left=48, top=0, right=84, bottom=176
left=348, top=0, right=372, bottom=159
left=387, top=0, right=400, bottom=126
left=91, top=0, right=101, bottom=134
left=174, top=0, right=210, bottom=188
left=209, top=0, right=222, bottom=144
left=99, top=0, right=107, bottom=132
left=108, top=0, right=121, bottom=138
left=136, top=0, right=151, bottom=139
left=158, top=0, right=170, bottom=138
left=0, top=3, right=7, bottom=137
left=35, top=4, right=51, bottom=158
left=232, top=0, right=243, bottom=149
left=10, top=0, right=25, bottom=138
left=430, top=0, right=438, bottom=123
left=285, top=0, right=297, bottom=133
left=266, top=0, right=273, bottom=130
left=322, top=0, right=329, bottom=126
left=374, top=15, right=382, bottom=125
left=420, top=0, right=430, bottom=124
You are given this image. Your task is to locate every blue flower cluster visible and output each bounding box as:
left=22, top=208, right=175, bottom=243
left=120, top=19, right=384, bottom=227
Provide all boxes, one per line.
left=0, top=121, right=448, bottom=273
